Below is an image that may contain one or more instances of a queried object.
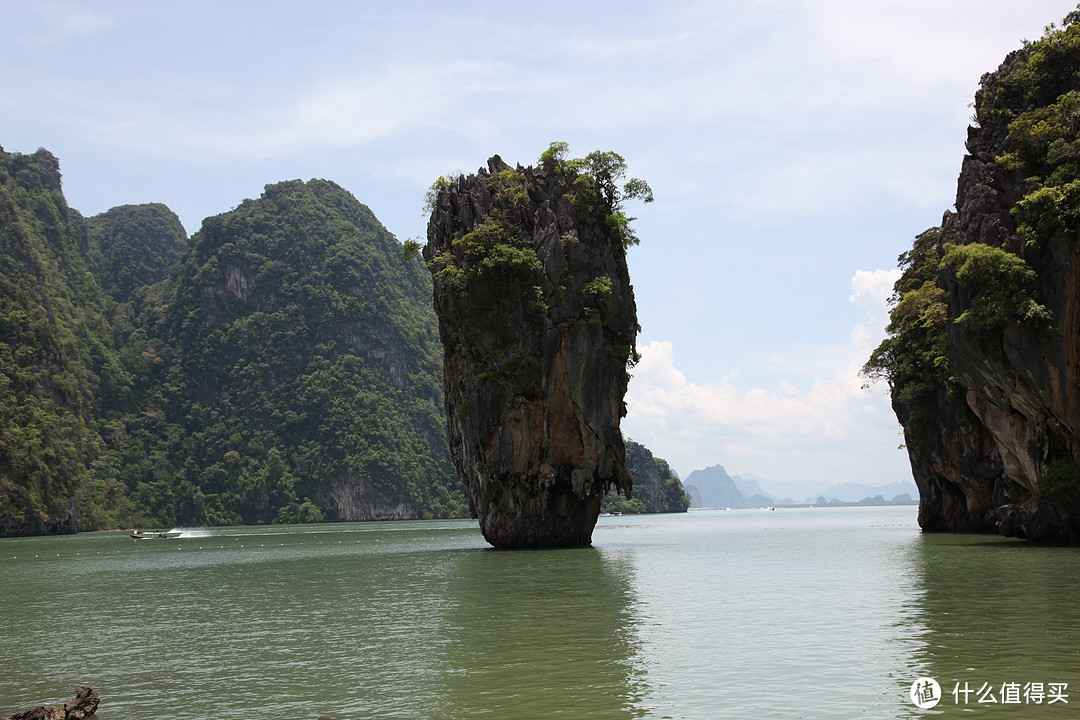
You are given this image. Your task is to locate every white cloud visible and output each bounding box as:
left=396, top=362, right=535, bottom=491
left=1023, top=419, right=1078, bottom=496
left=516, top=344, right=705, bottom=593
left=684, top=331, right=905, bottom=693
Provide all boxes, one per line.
left=850, top=268, right=901, bottom=351
left=616, top=0, right=1071, bottom=217
left=623, top=268, right=907, bottom=485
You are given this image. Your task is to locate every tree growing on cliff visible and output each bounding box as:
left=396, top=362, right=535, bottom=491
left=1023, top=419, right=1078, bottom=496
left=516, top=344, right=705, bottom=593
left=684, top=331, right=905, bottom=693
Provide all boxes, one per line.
left=940, top=242, right=1051, bottom=340
left=862, top=229, right=949, bottom=408
left=539, top=141, right=653, bottom=249
left=864, top=229, right=1050, bottom=412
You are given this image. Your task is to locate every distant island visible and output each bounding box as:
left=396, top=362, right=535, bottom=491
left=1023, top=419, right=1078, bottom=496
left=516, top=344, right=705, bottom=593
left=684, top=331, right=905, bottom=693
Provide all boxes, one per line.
left=682, top=464, right=917, bottom=509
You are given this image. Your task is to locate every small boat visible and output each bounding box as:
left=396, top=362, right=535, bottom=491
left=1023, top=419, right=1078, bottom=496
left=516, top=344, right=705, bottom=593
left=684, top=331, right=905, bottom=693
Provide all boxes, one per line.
left=129, top=529, right=181, bottom=540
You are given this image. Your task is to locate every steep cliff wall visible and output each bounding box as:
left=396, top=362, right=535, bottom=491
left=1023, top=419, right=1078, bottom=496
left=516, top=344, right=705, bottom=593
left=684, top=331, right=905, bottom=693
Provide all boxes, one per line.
left=167, top=179, right=463, bottom=524
left=0, top=147, right=125, bottom=536
left=424, top=150, right=644, bottom=547
left=873, top=14, right=1080, bottom=543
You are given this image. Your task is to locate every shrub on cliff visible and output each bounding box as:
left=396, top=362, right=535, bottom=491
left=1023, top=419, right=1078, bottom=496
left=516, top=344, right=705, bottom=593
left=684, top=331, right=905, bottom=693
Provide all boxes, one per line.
left=864, top=232, right=1050, bottom=436
left=1037, top=458, right=1080, bottom=504
left=940, top=242, right=1051, bottom=341
left=539, top=141, right=653, bottom=251
left=862, top=228, right=950, bottom=434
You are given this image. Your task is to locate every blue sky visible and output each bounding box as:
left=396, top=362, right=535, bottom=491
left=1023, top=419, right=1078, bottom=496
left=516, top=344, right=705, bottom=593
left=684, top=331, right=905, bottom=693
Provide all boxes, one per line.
left=3, top=0, right=1076, bottom=489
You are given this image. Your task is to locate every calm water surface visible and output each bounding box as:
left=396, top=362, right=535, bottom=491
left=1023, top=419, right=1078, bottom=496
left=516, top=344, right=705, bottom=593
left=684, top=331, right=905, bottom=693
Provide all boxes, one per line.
left=1, top=506, right=1078, bottom=719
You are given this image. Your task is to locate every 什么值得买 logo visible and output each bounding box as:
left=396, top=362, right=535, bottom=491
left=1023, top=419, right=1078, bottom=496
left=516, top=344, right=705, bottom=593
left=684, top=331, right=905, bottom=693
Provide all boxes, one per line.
left=909, top=678, right=941, bottom=709
left=910, top=677, right=1070, bottom=708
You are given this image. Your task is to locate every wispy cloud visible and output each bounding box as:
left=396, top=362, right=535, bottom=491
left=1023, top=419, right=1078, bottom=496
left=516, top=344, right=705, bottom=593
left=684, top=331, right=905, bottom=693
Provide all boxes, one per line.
left=75, top=59, right=521, bottom=161
left=10, top=0, right=1055, bottom=210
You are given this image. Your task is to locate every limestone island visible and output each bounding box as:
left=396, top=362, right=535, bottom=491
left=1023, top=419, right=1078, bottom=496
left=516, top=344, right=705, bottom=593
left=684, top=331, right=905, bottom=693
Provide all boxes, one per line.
left=423, top=143, right=651, bottom=548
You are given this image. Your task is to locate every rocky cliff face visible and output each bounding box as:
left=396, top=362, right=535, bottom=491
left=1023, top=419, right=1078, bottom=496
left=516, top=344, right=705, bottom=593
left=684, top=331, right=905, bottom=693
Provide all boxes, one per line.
left=880, top=15, right=1080, bottom=543
left=424, top=154, right=640, bottom=547
left=0, top=147, right=123, bottom=536
left=168, top=179, right=463, bottom=524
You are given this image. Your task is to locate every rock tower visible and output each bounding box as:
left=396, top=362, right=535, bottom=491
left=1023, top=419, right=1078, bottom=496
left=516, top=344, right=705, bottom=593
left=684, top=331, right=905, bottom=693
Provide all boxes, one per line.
left=424, top=153, right=640, bottom=547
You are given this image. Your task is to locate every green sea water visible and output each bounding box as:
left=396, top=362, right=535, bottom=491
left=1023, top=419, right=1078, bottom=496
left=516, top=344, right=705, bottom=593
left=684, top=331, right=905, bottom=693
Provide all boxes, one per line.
left=1, top=506, right=1077, bottom=719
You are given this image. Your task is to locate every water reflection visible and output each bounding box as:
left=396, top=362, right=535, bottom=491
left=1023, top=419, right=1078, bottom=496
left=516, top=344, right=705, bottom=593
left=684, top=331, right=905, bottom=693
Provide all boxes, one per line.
left=0, top=524, right=647, bottom=720
left=434, top=547, right=647, bottom=719
left=9, top=511, right=1076, bottom=719
left=902, top=533, right=1080, bottom=717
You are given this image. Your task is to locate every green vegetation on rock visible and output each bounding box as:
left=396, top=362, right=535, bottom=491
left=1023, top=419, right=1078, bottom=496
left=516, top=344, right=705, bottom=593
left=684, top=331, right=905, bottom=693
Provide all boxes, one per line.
left=0, top=147, right=128, bottom=534
left=868, top=9, right=1080, bottom=542
left=154, top=179, right=466, bottom=525
left=539, top=141, right=653, bottom=252
left=987, top=12, right=1080, bottom=246
left=0, top=152, right=469, bottom=535
left=867, top=15, right=1071, bottom=401
left=862, top=229, right=950, bottom=434
left=1, top=143, right=680, bottom=537
left=866, top=232, right=1051, bottom=408
left=86, top=203, right=187, bottom=303
left=940, top=241, right=1051, bottom=340
left=1036, top=458, right=1080, bottom=504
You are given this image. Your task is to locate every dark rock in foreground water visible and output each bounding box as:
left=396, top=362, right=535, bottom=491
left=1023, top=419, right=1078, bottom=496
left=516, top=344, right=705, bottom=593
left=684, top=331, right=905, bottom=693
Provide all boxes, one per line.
left=2, top=685, right=99, bottom=720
